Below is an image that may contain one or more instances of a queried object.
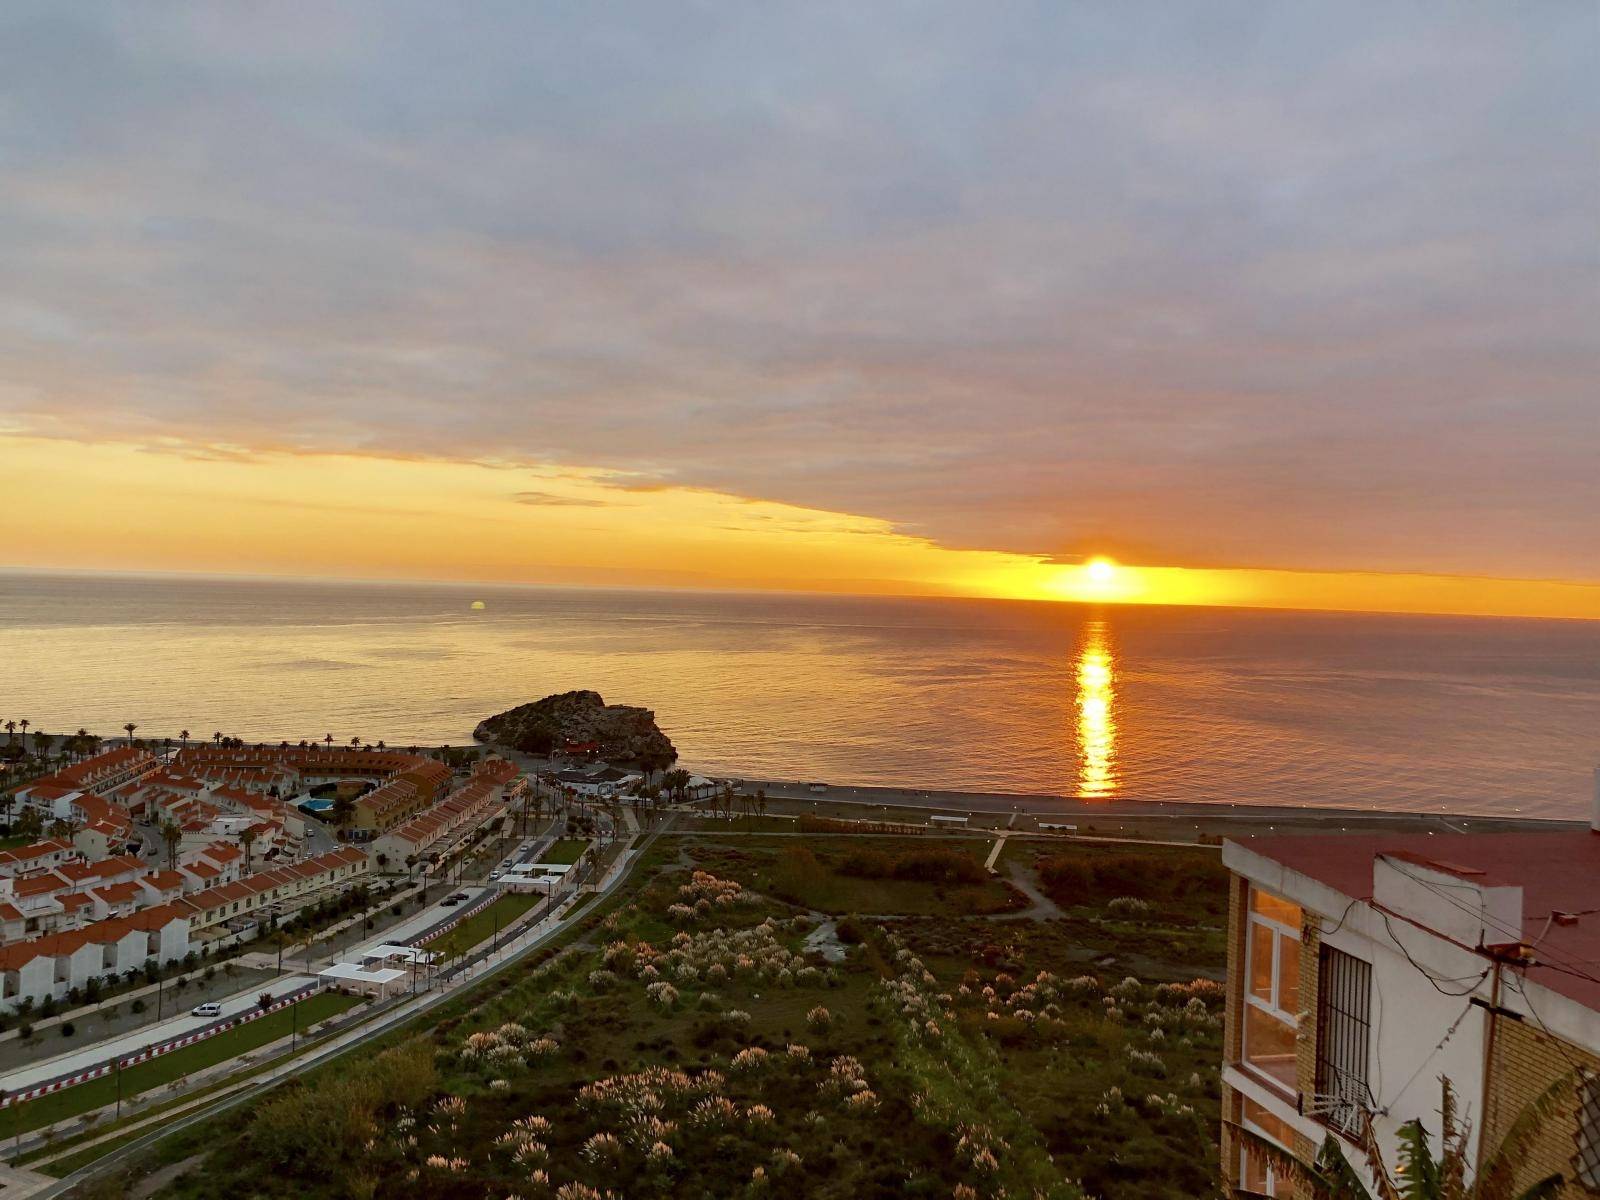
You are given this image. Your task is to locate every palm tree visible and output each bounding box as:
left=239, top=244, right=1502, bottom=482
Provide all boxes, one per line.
left=19, top=719, right=30, bottom=743
left=159, top=819, right=181, bottom=870
left=349, top=736, right=361, bottom=749
left=324, top=733, right=334, bottom=748
left=375, top=740, right=386, bottom=751
left=240, top=826, right=258, bottom=876
left=123, top=722, right=136, bottom=746
left=3, top=721, right=14, bottom=744
left=213, top=731, right=223, bottom=746
left=179, top=730, right=190, bottom=750
left=1240, top=1077, right=1569, bottom=1200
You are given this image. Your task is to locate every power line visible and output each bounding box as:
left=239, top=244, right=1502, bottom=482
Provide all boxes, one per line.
left=1386, top=862, right=1600, bottom=990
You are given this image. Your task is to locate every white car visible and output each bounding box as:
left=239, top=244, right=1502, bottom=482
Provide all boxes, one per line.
left=191, top=1001, right=223, bottom=1018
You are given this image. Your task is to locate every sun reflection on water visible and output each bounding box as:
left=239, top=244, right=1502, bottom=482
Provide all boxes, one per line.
left=1075, top=622, right=1117, bottom=798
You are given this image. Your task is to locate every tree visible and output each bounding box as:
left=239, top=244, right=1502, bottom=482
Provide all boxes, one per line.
left=19, top=719, right=29, bottom=742
left=1240, top=1077, right=1569, bottom=1200
left=241, top=826, right=258, bottom=875
left=213, top=731, right=223, bottom=746
left=662, top=768, right=692, bottom=805
left=3, top=720, right=13, bottom=744
left=159, top=819, right=181, bottom=870
left=179, top=729, right=190, bottom=750
left=14, top=807, right=44, bottom=839
left=122, top=722, right=136, bottom=745
left=330, top=794, right=356, bottom=830
left=324, top=733, right=334, bottom=748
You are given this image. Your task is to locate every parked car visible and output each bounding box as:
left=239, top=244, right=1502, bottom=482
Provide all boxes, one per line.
left=489, top=870, right=503, bottom=879
left=451, top=891, right=469, bottom=901
left=441, top=896, right=460, bottom=906
left=191, top=1002, right=223, bottom=1018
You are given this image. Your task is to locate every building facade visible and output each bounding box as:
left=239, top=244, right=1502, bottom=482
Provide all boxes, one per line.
left=1220, top=792, right=1600, bottom=1197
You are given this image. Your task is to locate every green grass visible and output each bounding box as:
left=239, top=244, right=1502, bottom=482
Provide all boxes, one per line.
left=537, top=837, right=589, bottom=865
left=683, top=835, right=1027, bottom=917
left=35, top=1126, right=149, bottom=1177
left=558, top=892, right=597, bottom=920
left=4, top=991, right=362, bottom=1137
left=421, top=891, right=541, bottom=952
left=0, top=833, right=34, bottom=850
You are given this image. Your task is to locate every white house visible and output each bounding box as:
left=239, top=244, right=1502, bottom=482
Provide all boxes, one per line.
left=1219, top=776, right=1600, bottom=1197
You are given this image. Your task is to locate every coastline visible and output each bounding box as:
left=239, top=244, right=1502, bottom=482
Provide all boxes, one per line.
left=686, top=776, right=1579, bottom=839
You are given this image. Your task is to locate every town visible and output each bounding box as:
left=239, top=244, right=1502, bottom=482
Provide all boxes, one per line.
left=0, top=725, right=1593, bottom=1199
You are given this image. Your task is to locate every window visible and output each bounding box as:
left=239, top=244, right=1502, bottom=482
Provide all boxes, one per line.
left=1314, top=945, right=1373, bottom=1135
left=1577, top=1069, right=1600, bottom=1191
left=1239, top=1096, right=1295, bottom=1197
left=1243, top=886, right=1302, bottom=1089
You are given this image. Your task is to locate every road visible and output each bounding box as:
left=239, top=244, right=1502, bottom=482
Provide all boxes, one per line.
left=33, top=818, right=669, bottom=1197
left=4, top=972, right=320, bottom=1093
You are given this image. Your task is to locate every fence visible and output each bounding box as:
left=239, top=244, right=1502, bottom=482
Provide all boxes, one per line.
left=0, top=981, right=322, bottom=1109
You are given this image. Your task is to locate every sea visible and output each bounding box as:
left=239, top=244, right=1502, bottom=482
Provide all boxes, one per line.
left=3, top=571, right=1598, bottom=820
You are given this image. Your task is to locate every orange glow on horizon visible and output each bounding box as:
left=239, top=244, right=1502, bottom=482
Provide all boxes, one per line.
left=2, top=433, right=1599, bottom=622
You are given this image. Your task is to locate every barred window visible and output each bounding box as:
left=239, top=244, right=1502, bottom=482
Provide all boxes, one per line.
left=1313, top=945, right=1373, bottom=1136
left=1577, top=1069, right=1600, bottom=1191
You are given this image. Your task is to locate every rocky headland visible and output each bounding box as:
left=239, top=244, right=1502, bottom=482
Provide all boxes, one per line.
left=473, top=690, right=677, bottom=767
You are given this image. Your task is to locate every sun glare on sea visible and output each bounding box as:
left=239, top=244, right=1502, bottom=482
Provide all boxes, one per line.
left=1074, top=620, right=1117, bottom=798
left=1086, top=557, right=1116, bottom=584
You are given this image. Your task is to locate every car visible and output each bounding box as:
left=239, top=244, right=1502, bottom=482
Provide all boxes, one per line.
left=489, top=870, right=503, bottom=879
left=440, top=896, right=460, bottom=906
left=191, top=1002, right=223, bottom=1018
left=452, top=891, right=469, bottom=901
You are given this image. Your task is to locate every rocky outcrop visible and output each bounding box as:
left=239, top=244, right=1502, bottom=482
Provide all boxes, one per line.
left=473, top=690, right=677, bottom=766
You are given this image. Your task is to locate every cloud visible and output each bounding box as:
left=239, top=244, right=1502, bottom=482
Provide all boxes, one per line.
left=0, top=3, right=1594, bottom=581
left=511, top=490, right=613, bottom=508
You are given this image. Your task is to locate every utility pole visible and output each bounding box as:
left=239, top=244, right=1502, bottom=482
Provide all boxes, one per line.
left=115, top=1057, right=123, bottom=1119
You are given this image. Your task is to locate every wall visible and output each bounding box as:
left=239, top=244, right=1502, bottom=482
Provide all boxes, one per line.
left=1482, top=1015, right=1599, bottom=1196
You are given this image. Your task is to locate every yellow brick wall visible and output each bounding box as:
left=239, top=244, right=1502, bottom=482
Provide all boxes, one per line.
left=1295, top=919, right=1322, bottom=1100
left=1220, top=1081, right=1240, bottom=1190
left=1482, top=1014, right=1599, bottom=1196
left=1224, top=874, right=1248, bottom=1065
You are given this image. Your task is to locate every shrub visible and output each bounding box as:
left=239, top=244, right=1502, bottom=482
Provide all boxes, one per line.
left=61, top=1021, right=75, bottom=1037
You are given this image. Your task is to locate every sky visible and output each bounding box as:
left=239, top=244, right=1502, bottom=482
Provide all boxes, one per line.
left=1, top=3, right=1596, bottom=617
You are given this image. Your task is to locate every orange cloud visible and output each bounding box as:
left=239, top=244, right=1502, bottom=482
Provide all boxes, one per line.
left=2, top=434, right=1597, bottom=620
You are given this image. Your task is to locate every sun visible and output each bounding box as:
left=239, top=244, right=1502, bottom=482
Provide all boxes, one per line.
left=1085, top=557, right=1117, bottom=585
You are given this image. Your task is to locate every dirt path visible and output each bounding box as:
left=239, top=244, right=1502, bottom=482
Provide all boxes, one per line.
left=986, top=861, right=1065, bottom=922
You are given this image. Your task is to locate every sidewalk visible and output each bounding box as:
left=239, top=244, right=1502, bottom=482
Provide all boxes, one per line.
left=10, top=828, right=658, bottom=1179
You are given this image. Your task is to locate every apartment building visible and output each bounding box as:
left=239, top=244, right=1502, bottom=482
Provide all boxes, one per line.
left=367, top=757, right=518, bottom=869
left=1220, top=782, right=1600, bottom=1197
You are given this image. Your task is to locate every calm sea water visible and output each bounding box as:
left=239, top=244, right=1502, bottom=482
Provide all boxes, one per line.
left=2, top=572, right=1598, bottom=819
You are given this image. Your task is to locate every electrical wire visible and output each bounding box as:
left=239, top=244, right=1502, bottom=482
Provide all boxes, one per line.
left=1379, top=910, right=1495, bottom=996
left=1377, top=995, right=1478, bottom=1118
left=1387, top=862, right=1600, bottom=990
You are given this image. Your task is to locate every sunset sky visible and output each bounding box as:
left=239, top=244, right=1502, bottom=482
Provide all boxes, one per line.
left=1, top=4, right=1596, bottom=618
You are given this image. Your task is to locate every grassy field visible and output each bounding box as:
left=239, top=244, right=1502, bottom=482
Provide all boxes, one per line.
left=0, top=833, right=34, bottom=850
left=421, top=892, right=542, bottom=953
left=537, top=837, right=589, bottom=865
left=679, top=834, right=1027, bottom=917
left=4, top=991, right=363, bottom=1138
left=559, top=892, right=597, bottom=921
left=73, top=829, right=1231, bottom=1200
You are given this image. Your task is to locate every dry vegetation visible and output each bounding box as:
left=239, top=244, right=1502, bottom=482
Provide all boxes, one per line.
left=83, top=835, right=1228, bottom=1200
